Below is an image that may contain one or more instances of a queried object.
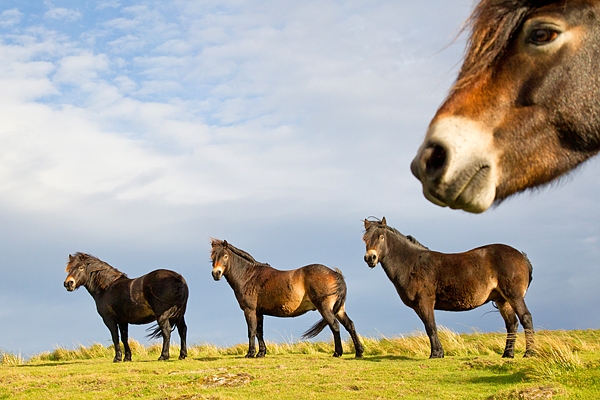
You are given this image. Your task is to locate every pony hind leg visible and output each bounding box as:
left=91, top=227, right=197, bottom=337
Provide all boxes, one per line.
left=511, top=299, right=535, bottom=357
left=176, top=315, right=187, bottom=360
left=156, top=311, right=173, bottom=361
left=336, top=307, right=364, bottom=358
left=316, top=306, right=343, bottom=357
left=495, top=300, right=518, bottom=358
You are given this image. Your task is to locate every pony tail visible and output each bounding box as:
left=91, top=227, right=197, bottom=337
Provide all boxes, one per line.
left=302, top=319, right=329, bottom=339
left=301, top=268, right=348, bottom=340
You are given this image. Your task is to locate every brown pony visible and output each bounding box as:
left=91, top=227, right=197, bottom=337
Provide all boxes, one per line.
left=363, top=218, right=535, bottom=358
left=210, top=239, right=364, bottom=358
left=412, top=0, right=600, bottom=213
left=64, top=253, right=188, bottom=362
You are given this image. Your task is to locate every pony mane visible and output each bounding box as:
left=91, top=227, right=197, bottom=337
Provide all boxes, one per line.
left=364, top=219, right=429, bottom=250
left=453, top=0, right=549, bottom=92
left=211, top=239, right=270, bottom=268
left=70, top=252, right=127, bottom=291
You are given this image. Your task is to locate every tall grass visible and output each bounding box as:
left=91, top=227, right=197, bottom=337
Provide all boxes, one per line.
left=14, top=328, right=600, bottom=371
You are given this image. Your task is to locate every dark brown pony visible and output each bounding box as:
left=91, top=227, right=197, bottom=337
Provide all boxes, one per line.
left=412, top=0, right=600, bottom=213
left=63, top=253, right=188, bottom=362
left=210, top=239, right=364, bottom=358
left=363, top=218, right=535, bottom=358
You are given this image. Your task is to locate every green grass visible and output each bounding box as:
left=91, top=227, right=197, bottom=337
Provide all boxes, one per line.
left=1, top=329, right=600, bottom=399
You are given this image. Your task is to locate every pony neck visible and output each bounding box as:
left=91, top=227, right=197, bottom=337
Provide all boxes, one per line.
left=379, top=229, right=423, bottom=277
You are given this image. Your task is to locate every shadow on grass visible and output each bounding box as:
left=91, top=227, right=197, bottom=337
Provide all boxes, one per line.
left=361, top=355, right=414, bottom=362
left=468, top=371, right=527, bottom=385
left=19, top=361, right=86, bottom=368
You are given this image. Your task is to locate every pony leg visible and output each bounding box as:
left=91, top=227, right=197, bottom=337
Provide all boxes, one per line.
left=176, top=316, right=187, bottom=360
left=119, top=323, right=132, bottom=361
left=156, top=313, right=172, bottom=361
left=414, top=304, right=443, bottom=358
left=496, top=300, right=518, bottom=358
left=256, top=314, right=267, bottom=358
left=512, top=300, right=535, bottom=357
left=243, top=309, right=258, bottom=358
left=317, top=307, right=343, bottom=357
left=336, top=308, right=364, bottom=358
left=103, top=318, right=122, bottom=362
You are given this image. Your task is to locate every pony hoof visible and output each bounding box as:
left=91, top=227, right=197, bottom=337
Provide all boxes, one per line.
left=113, top=358, right=122, bottom=363
left=502, top=352, right=515, bottom=359
left=179, top=355, right=187, bottom=360
left=158, top=356, right=169, bottom=361
left=523, top=350, right=536, bottom=358
left=332, top=352, right=342, bottom=358
left=245, top=353, right=255, bottom=358
left=256, top=352, right=266, bottom=358
left=355, top=353, right=364, bottom=359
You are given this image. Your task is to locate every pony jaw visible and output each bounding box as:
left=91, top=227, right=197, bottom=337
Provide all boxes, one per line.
left=412, top=116, right=498, bottom=213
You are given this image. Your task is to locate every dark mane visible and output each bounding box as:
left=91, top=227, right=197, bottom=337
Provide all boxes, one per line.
left=453, top=0, right=551, bottom=91
left=72, top=252, right=127, bottom=291
left=364, top=219, right=429, bottom=250
left=211, top=239, right=270, bottom=268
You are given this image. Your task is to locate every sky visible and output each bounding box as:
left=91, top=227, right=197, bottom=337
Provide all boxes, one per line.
left=1, top=1, right=600, bottom=359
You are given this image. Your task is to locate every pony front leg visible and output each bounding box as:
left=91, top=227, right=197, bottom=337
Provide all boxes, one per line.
left=256, top=314, right=267, bottom=358
left=243, top=309, right=258, bottom=358
left=103, top=318, right=122, bottom=362
left=119, top=323, right=132, bottom=361
left=415, top=305, right=444, bottom=358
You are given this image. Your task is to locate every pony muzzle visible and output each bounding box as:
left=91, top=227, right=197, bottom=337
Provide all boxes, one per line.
left=364, top=250, right=378, bottom=268
left=64, top=277, right=76, bottom=291
left=212, top=267, right=224, bottom=281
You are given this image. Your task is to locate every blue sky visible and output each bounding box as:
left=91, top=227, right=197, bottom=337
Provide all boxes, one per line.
left=1, top=1, right=599, bottom=358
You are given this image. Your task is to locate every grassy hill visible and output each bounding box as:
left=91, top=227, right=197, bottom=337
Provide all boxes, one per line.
left=1, top=328, right=600, bottom=399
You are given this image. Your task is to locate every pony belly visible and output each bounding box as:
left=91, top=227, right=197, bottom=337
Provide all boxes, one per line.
left=263, top=298, right=317, bottom=318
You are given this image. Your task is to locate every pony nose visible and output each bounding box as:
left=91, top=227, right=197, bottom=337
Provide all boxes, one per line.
left=212, top=270, right=223, bottom=281
left=411, top=142, right=448, bottom=183
left=64, top=278, right=75, bottom=291
left=364, top=253, right=378, bottom=267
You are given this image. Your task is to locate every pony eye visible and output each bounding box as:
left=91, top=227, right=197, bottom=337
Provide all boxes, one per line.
left=78, top=266, right=85, bottom=271
left=529, top=29, right=558, bottom=45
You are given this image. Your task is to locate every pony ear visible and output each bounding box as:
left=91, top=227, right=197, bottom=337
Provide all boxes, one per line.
left=69, top=254, right=74, bottom=262
left=223, top=240, right=228, bottom=249
left=363, top=219, right=369, bottom=229
left=381, top=216, right=387, bottom=226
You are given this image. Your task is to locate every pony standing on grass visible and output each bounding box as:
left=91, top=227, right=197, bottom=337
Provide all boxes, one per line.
left=363, top=218, right=535, bottom=359
left=63, top=253, right=188, bottom=362
left=210, top=239, right=364, bottom=358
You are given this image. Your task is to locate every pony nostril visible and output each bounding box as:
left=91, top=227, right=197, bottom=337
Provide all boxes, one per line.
left=419, top=143, right=448, bottom=182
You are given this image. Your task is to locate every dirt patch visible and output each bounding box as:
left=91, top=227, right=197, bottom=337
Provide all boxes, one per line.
left=201, top=373, right=253, bottom=388
left=488, top=385, right=564, bottom=400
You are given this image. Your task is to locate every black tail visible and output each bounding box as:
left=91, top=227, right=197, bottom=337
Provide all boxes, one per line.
left=302, top=268, right=347, bottom=339
left=522, top=252, right=533, bottom=286
left=146, top=279, right=189, bottom=340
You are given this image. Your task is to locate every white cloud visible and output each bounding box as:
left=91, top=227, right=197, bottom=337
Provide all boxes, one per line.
left=44, top=7, right=82, bottom=22
left=0, top=8, right=22, bottom=27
